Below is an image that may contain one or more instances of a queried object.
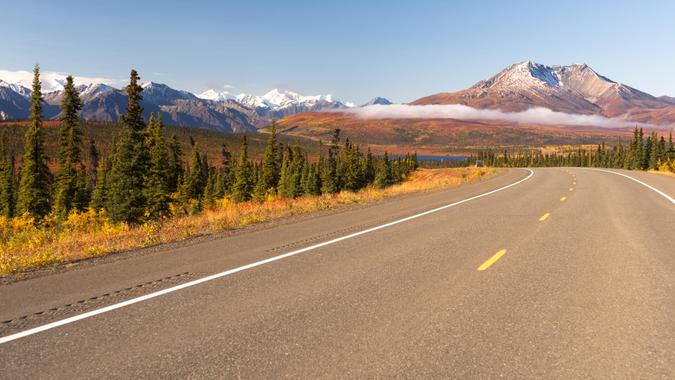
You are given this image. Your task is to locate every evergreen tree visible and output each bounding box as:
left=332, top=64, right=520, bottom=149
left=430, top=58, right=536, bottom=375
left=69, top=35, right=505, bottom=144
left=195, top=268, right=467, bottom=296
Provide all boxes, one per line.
left=375, top=151, right=394, bottom=188
left=231, top=136, right=253, bottom=202
left=53, top=75, right=83, bottom=221
left=0, top=133, right=15, bottom=217
left=17, top=64, right=52, bottom=220
left=321, top=130, right=340, bottom=194
left=277, top=147, right=292, bottom=198
left=167, top=134, right=183, bottom=193
left=144, top=113, right=172, bottom=218
left=105, top=69, right=149, bottom=223
left=220, top=143, right=233, bottom=193
left=648, top=132, right=660, bottom=170
left=363, top=147, right=375, bottom=185
left=253, top=121, right=280, bottom=201
left=185, top=142, right=207, bottom=200
left=90, top=158, right=108, bottom=212
left=87, top=139, right=99, bottom=189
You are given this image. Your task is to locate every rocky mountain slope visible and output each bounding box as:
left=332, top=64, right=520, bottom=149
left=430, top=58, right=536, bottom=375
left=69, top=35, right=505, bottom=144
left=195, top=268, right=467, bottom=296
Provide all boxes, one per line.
left=412, top=61, right=675, bottom=124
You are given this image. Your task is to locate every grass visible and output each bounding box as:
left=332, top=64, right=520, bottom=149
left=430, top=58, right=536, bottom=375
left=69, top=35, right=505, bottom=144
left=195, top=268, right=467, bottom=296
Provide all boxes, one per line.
left=0, top=167, right=497, bottom=276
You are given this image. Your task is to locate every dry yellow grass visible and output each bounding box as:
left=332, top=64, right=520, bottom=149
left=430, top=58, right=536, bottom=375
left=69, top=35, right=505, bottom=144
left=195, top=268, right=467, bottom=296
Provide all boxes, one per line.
left=0, top=167, right=496, bottom=275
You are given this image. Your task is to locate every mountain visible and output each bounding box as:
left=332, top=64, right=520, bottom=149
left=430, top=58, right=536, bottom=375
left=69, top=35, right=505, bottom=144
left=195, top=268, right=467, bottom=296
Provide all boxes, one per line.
left=412, top=61, right=675, bottom=124
left=276, top=61, right=674, bottom=152
left=0, top=79, right=256, bottom=132
left=0, top=80, right=31, bottom=120
left=196, top=89, right=237, bottom=102
left=0, top=70, right=355, bottom=131
left=362, top=97, right=392, bottom=106
left=197, top=88, right=353, bottom=121
left=0, top=69, right=118, bottom=94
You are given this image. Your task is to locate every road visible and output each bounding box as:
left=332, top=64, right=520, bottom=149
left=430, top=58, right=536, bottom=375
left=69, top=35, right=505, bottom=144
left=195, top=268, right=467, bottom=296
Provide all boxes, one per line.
left=1, top=168, right=674, bottom=378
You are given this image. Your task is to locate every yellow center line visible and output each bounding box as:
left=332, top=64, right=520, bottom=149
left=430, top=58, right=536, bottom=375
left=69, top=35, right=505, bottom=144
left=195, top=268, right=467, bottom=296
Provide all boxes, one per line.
left=560, top=196, right=567, bottom=201
left=573, top=182, right=577, bottom=185
left=539, top=212, right=550, bottom=221
left=569, top=187, right=574, bottom=191
left=477, top=249, right=507, bottom=271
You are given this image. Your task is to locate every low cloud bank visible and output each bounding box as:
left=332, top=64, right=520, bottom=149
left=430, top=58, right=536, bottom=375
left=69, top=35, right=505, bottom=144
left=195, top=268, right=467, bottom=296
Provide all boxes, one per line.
left=344, top=104, right=645, bottom=128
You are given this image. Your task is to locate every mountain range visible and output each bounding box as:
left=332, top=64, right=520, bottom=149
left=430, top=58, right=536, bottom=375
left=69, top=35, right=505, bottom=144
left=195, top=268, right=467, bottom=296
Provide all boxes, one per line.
left=1, top=61, right=674, bottom=142
left=275, top=61, right=675, bottom=153
left=0, top=73, right=372, bottom=132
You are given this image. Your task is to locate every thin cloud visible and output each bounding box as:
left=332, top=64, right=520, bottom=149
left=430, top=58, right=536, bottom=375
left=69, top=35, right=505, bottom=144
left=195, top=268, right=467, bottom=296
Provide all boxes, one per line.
left=344, top=104, right=649, bottom=128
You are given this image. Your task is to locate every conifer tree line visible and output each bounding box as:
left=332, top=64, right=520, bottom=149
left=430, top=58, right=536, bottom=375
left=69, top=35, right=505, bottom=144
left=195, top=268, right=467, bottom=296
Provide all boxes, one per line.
left=0, top=67, right=418, bottom=224
left=469, top=127, right=675, bottom=171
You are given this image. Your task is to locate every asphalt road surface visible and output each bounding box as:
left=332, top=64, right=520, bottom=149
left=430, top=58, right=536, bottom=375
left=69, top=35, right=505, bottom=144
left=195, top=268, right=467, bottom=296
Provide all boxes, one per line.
left=1, top=168, right=674, bottom=379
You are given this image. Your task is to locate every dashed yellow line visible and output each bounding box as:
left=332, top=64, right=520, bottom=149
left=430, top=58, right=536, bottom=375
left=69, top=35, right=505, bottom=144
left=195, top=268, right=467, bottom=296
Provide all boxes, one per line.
left=477, top=249, right=507, bottom=271
left=560, top=196, right=567, bottom=202
left=569, top=187, right=574, bottom=191
left=539, top=212, right=550, bottom=221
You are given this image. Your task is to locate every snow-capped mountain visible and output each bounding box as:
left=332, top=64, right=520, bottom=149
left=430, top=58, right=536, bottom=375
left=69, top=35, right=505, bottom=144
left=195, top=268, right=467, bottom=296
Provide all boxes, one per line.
left=412, top=60, right=675, bottom=124
left=140, top=82, right=199, bottom=105
left=238, top=89, right=352, bottom=119
left=0, top=80, right=31, bottom=98
left=0, top=80, right=31, bottom=120
left=195, top=87, right=353, bottom=121
left=197, top=89, right=237, bottom=102
left=361, top=97, right=392, bottom=106
left=0, top=69, right=119, bottom=94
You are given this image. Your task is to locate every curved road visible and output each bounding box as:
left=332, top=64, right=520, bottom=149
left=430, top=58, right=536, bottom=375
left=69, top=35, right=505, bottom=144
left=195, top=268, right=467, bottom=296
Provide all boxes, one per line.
left=1, top=168, right=674, bottom=378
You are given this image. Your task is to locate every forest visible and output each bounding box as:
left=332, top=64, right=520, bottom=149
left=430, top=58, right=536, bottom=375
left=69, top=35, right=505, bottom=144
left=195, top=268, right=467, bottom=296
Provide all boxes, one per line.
left=0, top=66, right=418, bottom=226
left=468, top=128, right=674, bottom=171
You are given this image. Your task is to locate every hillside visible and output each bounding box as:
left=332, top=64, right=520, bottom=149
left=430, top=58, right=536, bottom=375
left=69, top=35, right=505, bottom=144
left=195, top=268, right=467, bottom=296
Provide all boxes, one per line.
left=0, top=121, right=317, bottom=166
left=276, top=112, right=640, bottom=155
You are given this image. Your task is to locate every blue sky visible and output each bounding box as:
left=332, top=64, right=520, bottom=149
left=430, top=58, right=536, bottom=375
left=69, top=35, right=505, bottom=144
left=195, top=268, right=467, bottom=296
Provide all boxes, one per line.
left=2, top=0, right=674, bottom=103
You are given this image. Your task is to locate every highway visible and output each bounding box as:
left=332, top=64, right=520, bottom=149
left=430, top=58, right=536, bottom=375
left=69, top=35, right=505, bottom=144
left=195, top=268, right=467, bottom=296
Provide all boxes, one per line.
left=1, top=168, right=674, bottom=378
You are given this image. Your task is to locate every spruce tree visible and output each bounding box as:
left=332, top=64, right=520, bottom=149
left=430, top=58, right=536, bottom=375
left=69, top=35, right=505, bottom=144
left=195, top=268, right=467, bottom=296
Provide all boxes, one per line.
left=277, top=147, right=291, bottom=198
left=167, top=134, right=183, bottom=193
left=363, top=147, right=375, bottom=185
left=0, top=133, right=15, bottom=217
left=90, top=158, right=108, bottom=212
left=53, top=75, right=83, bottom=221
left=375, top=152, right=394, bottom=189
left=220, top=143, right=233, bottom=193
left=185, top=142, right=207, bottom=200
left=253, top=121, right=280, bottom=201
left=105, top=69, right=149, bottom=223
left=321, top=130, right=340, bottom=194
left=231, top=136, right=253, bottom=202
left=145, top=113, right=172, bottom=218
left=17, top=64, right=52, bottom=221
left=87, top=139, right=99, bottom=189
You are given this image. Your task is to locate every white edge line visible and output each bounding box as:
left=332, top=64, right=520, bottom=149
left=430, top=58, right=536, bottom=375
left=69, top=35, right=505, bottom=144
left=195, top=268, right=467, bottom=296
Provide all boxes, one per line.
left=585, top=168, right=675, bottom=205
left=0, top=169, right=535, bottom=345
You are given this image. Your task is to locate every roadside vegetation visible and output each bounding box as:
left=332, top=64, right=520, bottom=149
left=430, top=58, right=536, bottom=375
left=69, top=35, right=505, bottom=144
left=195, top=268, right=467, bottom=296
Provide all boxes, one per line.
left=468, top=128, right=675, bottom=173
left=0, top=66, right=497, bottom=275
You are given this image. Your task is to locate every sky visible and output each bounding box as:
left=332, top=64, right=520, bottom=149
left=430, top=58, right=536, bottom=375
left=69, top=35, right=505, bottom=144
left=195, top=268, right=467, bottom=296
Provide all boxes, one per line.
left=2, top=0, right=674, bottom=104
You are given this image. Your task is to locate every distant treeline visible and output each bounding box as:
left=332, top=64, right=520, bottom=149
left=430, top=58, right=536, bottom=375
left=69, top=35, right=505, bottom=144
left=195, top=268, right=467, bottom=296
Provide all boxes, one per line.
left=0, top=67, right=418, bottom=225
left=465, top=127, right=674, bottom=171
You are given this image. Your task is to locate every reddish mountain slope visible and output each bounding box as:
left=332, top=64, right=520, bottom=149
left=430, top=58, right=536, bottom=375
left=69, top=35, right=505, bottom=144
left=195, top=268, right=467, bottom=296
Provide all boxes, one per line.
left=412, top=61, right=675, bottom=125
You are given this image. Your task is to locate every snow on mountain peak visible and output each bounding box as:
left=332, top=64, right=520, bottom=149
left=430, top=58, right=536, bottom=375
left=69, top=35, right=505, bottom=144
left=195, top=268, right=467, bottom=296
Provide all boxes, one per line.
left=197, top=89, right=237, bottom=102
left=232, top=88, right=349, bottom=110
left=0, top=69, right=120, bottom=93
left=0, top=79, right=31, bottom=98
